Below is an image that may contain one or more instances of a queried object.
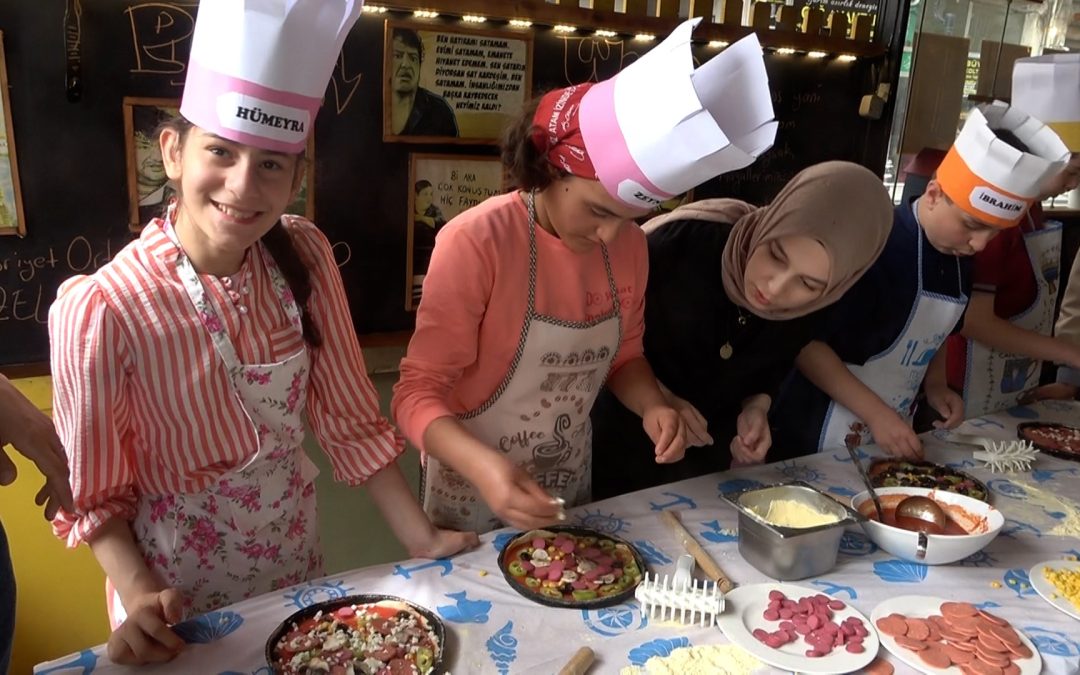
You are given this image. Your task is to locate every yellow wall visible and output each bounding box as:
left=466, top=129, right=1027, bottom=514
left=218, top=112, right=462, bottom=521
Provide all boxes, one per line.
left=0, top=377, right=109, bottom=675
left=2, top=362, right=418, bottom=673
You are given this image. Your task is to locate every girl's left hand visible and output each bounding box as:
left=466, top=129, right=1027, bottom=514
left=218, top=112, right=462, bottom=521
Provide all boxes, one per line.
left=731, top=406, right=771, bottom=465
left=926, top=385, right=964, bottom=430
left=642, top=405, right=686, bottom=464
left=409, top=528, right=481, bottom=560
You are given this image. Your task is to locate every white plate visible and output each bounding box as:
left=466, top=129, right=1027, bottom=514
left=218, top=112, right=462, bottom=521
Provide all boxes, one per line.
left=715, top=582, right=879, bottom=675
left=1029, top=559, right=1080, bottom=621
left=871, top=595, right=1042, bottom=674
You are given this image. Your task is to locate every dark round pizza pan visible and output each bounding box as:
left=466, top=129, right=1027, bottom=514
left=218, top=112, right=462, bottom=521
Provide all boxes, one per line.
left=867, top=459, right=990, bottom=502
left=265, top=593, right=446, bottom=674
left=1017, top=421, right=1080, bottom=462
left=498, top=525, right=647, bottom=610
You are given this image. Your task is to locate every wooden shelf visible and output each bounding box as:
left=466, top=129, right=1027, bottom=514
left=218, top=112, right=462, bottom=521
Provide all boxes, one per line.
left=368, top=0, right=888, bottom=58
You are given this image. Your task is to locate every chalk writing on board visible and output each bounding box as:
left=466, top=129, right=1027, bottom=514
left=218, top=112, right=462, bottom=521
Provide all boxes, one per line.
left=329, top=54, right=364, bottom=115
left=125, top=2, right=196, bottom=78
left=431, top=34, right=527, bottom=114
left=559, top=37, right=641, bottom=85
left=0, top=235, right=118, bottom=323
left=331, top=241, right=352, bottom=268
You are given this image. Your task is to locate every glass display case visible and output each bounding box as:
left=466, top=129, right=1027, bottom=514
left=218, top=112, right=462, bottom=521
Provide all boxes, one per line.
left=883, top=0, right=1075, bottom=207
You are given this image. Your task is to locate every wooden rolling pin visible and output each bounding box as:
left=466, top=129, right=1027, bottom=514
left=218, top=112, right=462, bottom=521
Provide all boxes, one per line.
left=557, top=647, right=595, bottom=675
left=661, top=510, right=735, bottom=593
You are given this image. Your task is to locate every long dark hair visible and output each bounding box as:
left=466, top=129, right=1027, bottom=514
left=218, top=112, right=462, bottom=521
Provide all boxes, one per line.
left=500, top=94, right=563, bottom=192
left=156, top=117, right=322, bottom=348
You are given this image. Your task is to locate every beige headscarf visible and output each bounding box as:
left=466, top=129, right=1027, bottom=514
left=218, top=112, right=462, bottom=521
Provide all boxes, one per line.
left=643, top=161, right=894, bottom=320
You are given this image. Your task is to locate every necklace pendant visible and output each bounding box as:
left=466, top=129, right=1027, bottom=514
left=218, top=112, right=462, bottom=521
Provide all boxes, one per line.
left=720, top=342, right=733, bottom=360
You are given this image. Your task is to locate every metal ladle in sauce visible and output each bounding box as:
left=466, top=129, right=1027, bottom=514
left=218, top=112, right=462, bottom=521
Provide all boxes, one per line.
left=894, top=495, right=947, bottom=560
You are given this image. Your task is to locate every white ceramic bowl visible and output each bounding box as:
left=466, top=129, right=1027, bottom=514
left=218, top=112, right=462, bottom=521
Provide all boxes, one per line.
left=850, top=487, right=1004, bottom=565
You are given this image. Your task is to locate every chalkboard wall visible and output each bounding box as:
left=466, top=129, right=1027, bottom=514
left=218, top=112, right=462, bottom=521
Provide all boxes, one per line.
left=0, top=1, right=896, bottom=368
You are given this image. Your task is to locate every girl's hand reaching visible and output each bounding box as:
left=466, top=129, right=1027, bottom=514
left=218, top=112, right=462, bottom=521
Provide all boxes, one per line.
left=409, top=527, right=481, bottom=559
left=107, top=588, right=186, bottom=665
left=642, top=404, right=687, bottom=464
left=477, top=455, right=563, bottom=530
left=731, top=403, right=771, bottom=465
left=657, top=382, right=713, bottom=447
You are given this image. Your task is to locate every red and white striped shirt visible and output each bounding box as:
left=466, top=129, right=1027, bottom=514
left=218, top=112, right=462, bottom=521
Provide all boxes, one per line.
left=49, top=216, right=403, bottom=547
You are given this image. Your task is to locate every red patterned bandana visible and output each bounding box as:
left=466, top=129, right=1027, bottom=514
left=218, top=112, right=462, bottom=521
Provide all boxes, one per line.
left=531, top=84, right=597, bottom=180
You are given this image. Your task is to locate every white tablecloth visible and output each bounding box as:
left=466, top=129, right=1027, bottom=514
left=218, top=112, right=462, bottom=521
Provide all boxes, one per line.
left=35, top=401, right=1080, bottom=675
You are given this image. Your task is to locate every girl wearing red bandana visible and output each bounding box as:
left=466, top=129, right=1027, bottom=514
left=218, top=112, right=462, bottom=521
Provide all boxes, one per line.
left=392, top=87, right=687, bottom=533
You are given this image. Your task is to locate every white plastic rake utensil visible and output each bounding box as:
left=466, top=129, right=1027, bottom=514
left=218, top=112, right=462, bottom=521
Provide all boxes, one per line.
left=950, top=433, right=1040, bottom=473
left=634, top=554, right=724, bottom=627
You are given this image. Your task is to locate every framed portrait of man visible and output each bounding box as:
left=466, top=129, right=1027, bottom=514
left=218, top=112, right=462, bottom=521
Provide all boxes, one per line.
left=123, top=97, right=315, bottom=231
left=383, top=20, right=533, bottom=144
left=0, top=32, right=26, bottom=237
left=407, top=153, right=504, bottom=309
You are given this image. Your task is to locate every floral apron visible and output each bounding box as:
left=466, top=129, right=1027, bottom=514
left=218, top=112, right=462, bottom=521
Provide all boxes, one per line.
left=421, top=192, right=622, bottom=534
left=963, top=216, right=1062, bottom=417
left=108, top=227, right=321, bottom=626
left=819, top=209, right=967, bottom=451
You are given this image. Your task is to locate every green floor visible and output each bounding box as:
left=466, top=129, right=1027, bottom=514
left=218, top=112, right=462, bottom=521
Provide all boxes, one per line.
left=306, top=348, right=418, bottom=573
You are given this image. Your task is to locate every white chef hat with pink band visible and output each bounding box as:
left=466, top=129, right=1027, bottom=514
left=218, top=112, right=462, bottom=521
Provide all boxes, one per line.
left=579, top=18, right=778, bottom=210
left=180, top=0, right=363, bottom=154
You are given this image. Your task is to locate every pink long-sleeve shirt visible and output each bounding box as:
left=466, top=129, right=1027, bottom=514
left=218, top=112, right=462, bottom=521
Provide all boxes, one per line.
left=392, top=191, right=648, bottom=451
left=49, top=216, right=403, bottom=547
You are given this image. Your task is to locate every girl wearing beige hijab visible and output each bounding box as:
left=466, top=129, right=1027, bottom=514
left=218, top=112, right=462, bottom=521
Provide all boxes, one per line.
left=591, top=161, right=893, bottom=499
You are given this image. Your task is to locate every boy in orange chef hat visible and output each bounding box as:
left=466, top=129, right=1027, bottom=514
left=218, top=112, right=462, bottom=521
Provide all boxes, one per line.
left=772, top=102, right=1069, bottom=458
left=944, top=54, right=1080, bottom=415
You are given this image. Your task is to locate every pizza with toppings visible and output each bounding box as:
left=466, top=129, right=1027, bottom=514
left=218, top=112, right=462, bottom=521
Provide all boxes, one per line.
left=267, top=595, right=442, bottom=675
left=867, top=460, right=989, bottom=502
left=499, top=527, right=645, bottom=608
left=1018, top=422, right=1080, bottom=461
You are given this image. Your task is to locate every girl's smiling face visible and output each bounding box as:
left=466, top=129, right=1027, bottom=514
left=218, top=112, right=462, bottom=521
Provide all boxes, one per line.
left=162, top=124, right=302, bottom=273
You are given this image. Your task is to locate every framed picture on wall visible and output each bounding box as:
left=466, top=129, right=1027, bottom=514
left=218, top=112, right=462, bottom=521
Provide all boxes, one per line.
left=0, top=32, right=26, bottom=237
left=123, top=97, right=315, bottom=231
left=384, top=20, right=533, bottom=145
left=407, top=153, right=504, bottom=310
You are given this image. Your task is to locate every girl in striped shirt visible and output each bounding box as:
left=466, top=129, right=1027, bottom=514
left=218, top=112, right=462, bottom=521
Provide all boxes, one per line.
left=47, top=1, right=477, bottom=666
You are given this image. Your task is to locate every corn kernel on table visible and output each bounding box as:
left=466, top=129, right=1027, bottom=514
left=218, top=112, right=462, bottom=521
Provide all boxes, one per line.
left=36, top=401, right=1080, bottom=674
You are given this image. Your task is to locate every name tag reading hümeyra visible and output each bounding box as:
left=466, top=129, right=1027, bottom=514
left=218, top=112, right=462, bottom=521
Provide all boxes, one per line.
left=217, top=93, right=310, bottom=146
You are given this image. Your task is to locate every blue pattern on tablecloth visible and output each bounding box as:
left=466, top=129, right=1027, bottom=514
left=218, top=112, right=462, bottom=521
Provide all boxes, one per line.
left=392, top=558, right=455, bottom=580
left=810, top=580, right=858, bottom=599
left=1023, top=626, right=1080, bottom=657
left=775, top=459, right=825, bottom=483
left=281, top=579, right=354, bottom=609
left=633, top=540, right=672, bottom=565
left=1003, top=568, right=1038, bottom=597
left=491, top=532, right=519, bottom=552
left=957, top=550, right=997, bottom=567
left=582, top=602, right=648, bottom=636
left=700, top=520, right=738, bottom=543
left=436, top=591, right=491, bottom=623
left=717, top=478, right=764, bottom=496
left=874, top=559, right=928, bottom=583
left=34, top=400, right=1080, bottom=675
left=35, top=649, right=97, bottom=675
left=839, top=530, right=878, bottom=557
left=576, top=509, right=630, bottom=535
left=628, top=637, right=692, bottom=665
left=648, top=492, right=697, bottom=511
left=1001, top=519, right=1043, bottom=538
left=173, top=611, right=244, bottom=644
left=486, top=620, right=518, bottom=674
